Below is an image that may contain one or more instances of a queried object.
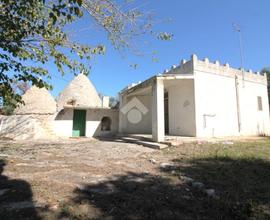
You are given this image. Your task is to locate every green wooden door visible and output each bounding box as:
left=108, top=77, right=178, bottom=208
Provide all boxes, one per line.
left=72, top=110, right=86, bottom=137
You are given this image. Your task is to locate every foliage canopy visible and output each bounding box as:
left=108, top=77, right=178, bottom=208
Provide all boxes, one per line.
left=0, top=0, right=171, bottom=110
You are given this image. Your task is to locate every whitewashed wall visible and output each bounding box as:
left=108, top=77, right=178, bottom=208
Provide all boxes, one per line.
left=86, top=109, right=119, bottom=137
left=238, top=79, right=270, bottom=135
left=53, top=109, right=73, bottom=137
left=119, top=94, right=152, bottom=134
left=194, top=71, right=270, bottom=137
left=53, top=108, right=119, bottom=138
left=194, top=71, right=239, bottom=137
left=167, top=80, right=196, bottom=136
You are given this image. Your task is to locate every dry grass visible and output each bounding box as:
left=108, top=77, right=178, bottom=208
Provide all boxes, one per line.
left=161, top=139, right=270, bottom=219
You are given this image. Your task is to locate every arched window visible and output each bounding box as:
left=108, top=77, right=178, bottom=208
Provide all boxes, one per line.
left=101, top=117, right=111, bottom=131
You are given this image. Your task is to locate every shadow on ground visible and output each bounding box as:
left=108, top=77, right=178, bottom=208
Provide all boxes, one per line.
left=1, top=155, right=269, bottom=219
left=96, top=135, right=164, bottom=149
left=60, top=157, right=270, bottom=220
left=0, top=159, right=42, bottom=220
left=170, top=157, right=270, bottom=219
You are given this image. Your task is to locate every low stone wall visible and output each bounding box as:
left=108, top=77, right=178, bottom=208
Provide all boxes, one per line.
left=0, top=114, right=55, bottom=140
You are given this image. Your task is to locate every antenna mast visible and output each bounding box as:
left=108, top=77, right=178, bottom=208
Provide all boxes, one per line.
left=233, top=23, right=245, bottom=86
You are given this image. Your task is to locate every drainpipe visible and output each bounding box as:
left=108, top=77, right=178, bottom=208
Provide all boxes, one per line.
left=235, top=75, right=241, bottom=133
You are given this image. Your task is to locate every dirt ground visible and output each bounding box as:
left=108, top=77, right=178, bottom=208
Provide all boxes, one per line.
left=0, top=138, right=165, bottom=219
left=0, top=139, right=157, bottom=198
left=0, top=137, right=270, bottom=220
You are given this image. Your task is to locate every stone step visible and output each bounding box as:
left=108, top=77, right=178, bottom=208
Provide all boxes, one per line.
left=118, top=136, right=169, bottom=149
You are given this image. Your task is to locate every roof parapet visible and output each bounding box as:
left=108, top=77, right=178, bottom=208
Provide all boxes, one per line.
left=181, top=59, right=187, bottom=65
left=215, top=60, right=220, bottom=65
left=163, top=54, right=266, bottom=84
left=224, top=63, right=230, bottom=68
left=191, top=54, right=198, bottom=62
left=203, top=58, right=209, bottom=63
left=171, top=65, right=177, bottom=70
left=163, top=69, right=169, bottom=74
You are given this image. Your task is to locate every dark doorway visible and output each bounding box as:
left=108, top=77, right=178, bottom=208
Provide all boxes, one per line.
left=72, top=110, right=86, bottom=137
left=101, top=117, right=112, bottom=131
left=164, top=91, right=169, bottom=134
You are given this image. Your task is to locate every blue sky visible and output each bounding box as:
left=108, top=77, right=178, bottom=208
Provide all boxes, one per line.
left=49, top=0, right=270, bottom=98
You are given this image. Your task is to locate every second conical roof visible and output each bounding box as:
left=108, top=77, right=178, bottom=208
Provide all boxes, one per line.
left=57, top=73, right=102, bottom=110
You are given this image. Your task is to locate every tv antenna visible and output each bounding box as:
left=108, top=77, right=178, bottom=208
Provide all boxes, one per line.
left=232, top=22, right=245, bottom=86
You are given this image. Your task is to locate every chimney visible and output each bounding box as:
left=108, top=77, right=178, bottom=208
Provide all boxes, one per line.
left=102, top=96, right=110, bottom=108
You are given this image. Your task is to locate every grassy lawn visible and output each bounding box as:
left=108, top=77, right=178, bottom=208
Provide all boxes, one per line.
left=0, top=138, right=270, bottom=219
left=160, top=139, right=270, bottom=220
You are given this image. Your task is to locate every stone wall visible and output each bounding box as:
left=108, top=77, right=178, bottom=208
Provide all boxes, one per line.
left=0, top=114, right=55, bottom=140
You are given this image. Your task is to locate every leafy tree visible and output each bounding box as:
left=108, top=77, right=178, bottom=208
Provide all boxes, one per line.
left=0, top=0, right=171, bottom=109
left=1, top=81, right=30, bottom=115
left=261, top=67, right=270, bottom=104
left=13, top=81, right=31, bottom=95
left=109, top=96, right=119, bottom=108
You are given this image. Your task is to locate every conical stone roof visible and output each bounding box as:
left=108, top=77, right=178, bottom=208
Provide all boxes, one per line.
left=57, top=73, right=102, bottom=110
left=15, top=86, right=57, bottom=115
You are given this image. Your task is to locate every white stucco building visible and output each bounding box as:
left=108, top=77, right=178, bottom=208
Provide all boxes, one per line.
left=119, top=55, right=270, bottom=142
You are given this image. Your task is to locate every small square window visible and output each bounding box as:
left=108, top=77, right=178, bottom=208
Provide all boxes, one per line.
left=257, top=96, right=263, bottom=111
